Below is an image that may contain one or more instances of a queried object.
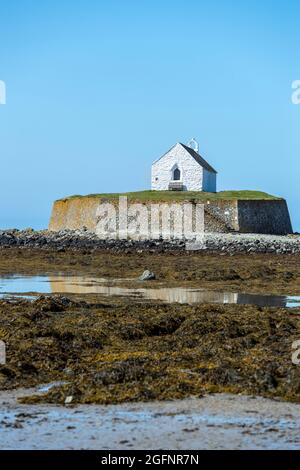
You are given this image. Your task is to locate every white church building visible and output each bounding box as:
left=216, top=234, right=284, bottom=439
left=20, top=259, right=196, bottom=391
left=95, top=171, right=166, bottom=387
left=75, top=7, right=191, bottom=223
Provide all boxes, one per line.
left=151, top=139, right=217, bottom=192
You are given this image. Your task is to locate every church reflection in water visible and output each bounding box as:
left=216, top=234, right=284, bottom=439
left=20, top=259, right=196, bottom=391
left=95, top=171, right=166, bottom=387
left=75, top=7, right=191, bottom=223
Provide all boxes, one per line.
left=49, top=276, right=292, bottom=308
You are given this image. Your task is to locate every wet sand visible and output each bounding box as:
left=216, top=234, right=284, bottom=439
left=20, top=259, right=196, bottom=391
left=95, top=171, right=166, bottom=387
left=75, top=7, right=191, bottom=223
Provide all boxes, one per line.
left=1, top=387, right=300, bottom=449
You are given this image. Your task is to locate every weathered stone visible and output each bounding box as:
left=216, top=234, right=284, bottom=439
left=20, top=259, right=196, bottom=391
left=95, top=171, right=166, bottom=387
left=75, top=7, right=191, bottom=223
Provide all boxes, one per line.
left=139, top=270, right=156, bottom=281
left=0, top=229, right=300, bottom=255
left=49, top=197, right=293, bottom=236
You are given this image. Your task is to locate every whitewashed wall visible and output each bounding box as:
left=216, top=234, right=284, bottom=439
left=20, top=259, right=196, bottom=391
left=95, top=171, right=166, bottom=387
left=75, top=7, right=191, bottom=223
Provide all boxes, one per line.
left=151, top=143, right=216, bottom=192
left=151, top=143, right=203, bottom=191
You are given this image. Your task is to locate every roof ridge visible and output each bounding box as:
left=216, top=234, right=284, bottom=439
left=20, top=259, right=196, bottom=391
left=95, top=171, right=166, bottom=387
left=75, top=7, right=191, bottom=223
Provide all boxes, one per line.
left=179, top=143, right=217, bottom=174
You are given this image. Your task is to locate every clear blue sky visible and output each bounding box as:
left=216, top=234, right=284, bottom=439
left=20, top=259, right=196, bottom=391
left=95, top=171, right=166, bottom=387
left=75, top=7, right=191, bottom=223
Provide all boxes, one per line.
left=0, top=0, right=299, bottom=230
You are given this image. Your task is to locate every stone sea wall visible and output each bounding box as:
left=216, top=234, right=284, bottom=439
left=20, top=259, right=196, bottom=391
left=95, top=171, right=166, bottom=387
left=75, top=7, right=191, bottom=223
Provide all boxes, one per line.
left=49, top=197, right=101, bottom=232
left=237, top=200, right=293, bottom=235
left=49, top=196, right=293, bottom=237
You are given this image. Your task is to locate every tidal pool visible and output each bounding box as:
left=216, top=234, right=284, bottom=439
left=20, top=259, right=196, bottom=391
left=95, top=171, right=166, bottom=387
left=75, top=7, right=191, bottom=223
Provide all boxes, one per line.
left=0, top=274, right=300, bottom=307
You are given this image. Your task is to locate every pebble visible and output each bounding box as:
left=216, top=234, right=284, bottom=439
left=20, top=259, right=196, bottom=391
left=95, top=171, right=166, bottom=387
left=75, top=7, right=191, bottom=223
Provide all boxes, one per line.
left=64, top=396, right=73, bottom=405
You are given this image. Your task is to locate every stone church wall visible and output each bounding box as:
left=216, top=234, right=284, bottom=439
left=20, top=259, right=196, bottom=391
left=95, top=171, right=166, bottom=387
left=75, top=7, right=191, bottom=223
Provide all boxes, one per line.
left=151, top=144, right=203, bottom=191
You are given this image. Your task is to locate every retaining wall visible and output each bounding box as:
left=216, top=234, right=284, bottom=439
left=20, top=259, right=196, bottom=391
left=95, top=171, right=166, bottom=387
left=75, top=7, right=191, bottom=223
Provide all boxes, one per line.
left=49, top=196, right=293, bottom=237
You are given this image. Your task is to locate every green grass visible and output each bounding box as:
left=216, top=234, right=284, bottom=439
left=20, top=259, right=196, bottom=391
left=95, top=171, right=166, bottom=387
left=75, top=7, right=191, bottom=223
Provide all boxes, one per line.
left=58, top=190, right=282, bottom=202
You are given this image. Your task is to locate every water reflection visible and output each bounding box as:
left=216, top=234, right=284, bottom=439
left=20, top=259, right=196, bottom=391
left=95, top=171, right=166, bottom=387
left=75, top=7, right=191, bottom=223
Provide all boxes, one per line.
left=51, top=277, right=295, bottom=307
left=0, top=275, right=300, bottom=308
left=51, top=278, right=241, bottom=304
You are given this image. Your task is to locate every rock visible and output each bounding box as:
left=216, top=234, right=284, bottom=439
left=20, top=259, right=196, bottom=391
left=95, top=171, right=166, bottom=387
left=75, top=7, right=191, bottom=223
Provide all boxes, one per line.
left=64, top=395, right=73, bottom=405
left=139, top=270, right=156, bottom=281
left=0, top=228, right=300, bottom=254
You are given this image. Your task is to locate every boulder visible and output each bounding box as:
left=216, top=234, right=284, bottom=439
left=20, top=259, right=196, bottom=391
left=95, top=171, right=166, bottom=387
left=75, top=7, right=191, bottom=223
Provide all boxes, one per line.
left=139, top=270, right=156, bottom=281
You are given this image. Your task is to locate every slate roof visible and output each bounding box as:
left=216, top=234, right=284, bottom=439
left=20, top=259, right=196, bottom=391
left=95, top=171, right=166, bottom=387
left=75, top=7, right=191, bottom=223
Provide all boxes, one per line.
left=152, top=142, right=217, bottom=174
left=179, top=143, right=217, bottom=174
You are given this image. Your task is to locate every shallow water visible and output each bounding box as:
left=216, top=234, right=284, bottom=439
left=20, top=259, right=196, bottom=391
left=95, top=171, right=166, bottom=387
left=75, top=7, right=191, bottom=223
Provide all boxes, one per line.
left=1, top=387, right=300, bottom=449
left=0, top=274, right=300, bottom=307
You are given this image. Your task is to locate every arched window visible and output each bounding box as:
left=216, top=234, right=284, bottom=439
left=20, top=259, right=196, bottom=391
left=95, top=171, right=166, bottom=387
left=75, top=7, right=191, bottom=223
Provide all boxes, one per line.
left=173, top=168, right=181, bottom=181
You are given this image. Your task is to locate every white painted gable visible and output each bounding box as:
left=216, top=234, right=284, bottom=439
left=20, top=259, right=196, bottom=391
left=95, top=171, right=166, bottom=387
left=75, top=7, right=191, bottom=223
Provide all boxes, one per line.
left=151, top=142, right=217, bottom=192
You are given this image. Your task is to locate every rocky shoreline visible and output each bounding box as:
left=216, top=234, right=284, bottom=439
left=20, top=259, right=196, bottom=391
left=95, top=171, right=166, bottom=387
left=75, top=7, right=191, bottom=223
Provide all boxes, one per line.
left=0, top=229, right=300, bottom=254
